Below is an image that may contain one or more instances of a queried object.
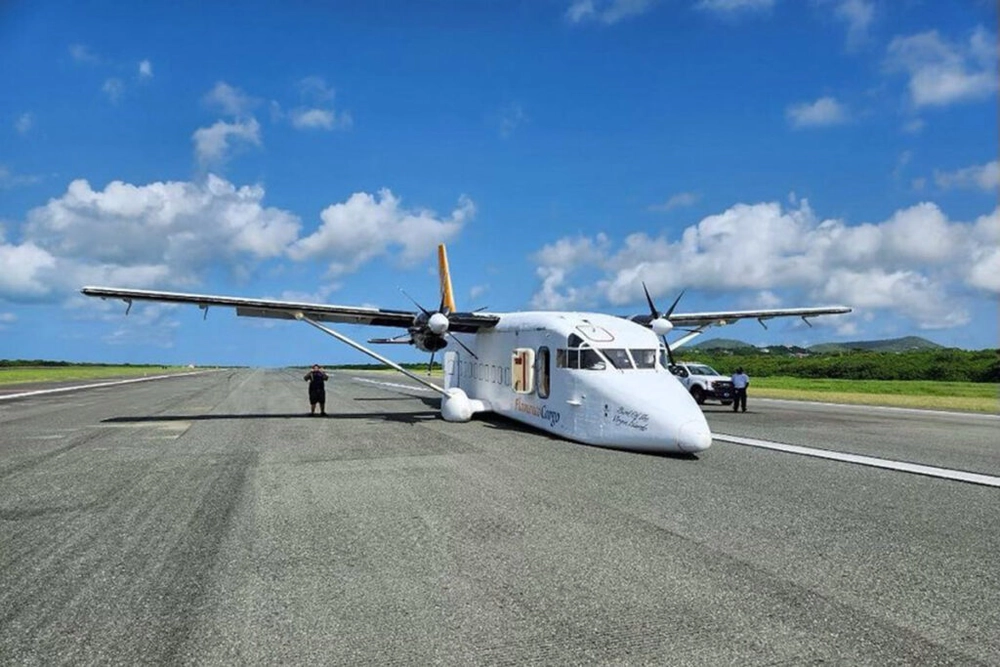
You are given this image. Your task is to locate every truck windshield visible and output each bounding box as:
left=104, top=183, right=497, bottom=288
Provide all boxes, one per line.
left=686, top=364, right=721, bottom=376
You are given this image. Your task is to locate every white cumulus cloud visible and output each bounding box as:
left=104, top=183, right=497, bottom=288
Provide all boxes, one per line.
left=934, top=161, right=1000, bottom=192
left=694, top=0, right=775, bottom=16
left=885, top=27, right=998, bottom=108
left=285, top=77, right=351, bottom=131
left=204, top=82, right=257, bottom=117
left=139, top=59, right=153, bottom=79
left=15, top=175, right=300, bottom=295
left=565, top=0, right=656, bottom=24
left=289, top=190, right=474, bottom=275
left=648, top=192, right=700, bottom=212
left=832, top=0, right=874, bottom=50
left=529, top=199, right=999, bottom=330
left=102, top=78, right=124, bottom=104
left=0, top=242, right=58, bottom=300
left=192, top=118, right=262, bottom=165
left=786, top=96, right=849, bottom=128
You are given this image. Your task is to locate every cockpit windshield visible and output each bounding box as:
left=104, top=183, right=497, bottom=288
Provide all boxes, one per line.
left=557, top=339, right=660, bottom=372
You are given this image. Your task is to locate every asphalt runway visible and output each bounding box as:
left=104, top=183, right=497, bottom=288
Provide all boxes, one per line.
left=1, top=369, right=998, bottom=665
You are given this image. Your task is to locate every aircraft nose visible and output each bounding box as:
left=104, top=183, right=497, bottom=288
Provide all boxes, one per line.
left=677, top=418, right=712, bottom=453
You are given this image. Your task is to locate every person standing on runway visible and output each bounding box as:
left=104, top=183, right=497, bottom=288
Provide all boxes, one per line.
left=731, top=366, right=750, bottom=413
left=304, top=364, right=329, bottom=416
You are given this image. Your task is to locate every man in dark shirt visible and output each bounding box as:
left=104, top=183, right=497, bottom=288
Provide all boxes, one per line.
left=304, top=364, right=329, bottom=416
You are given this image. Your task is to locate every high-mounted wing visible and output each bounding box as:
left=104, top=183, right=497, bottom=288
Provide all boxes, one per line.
left=668, top=306, right=852, bottom=329
left=627, top=298, right=852, bottom=350
left=79, top=286, right=500, bottom=333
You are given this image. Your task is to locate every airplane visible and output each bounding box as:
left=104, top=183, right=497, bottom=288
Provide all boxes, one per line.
left=81, top=245, right=851, bottom=455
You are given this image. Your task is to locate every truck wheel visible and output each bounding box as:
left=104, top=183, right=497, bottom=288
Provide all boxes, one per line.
left=690, top=386, right=705, bottom=405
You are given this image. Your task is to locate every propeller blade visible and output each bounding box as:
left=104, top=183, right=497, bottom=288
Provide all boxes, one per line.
left=642, top=282, right=659, bottom=318
left=427, top=351, right=435, bottom=375
left=664, top=289, right=685, bottom=318
left=662, top=335, right=677, bottom=366
left=642, top=282, right=685, bottom=319
left=447, top=332, right=478, bottom=359
left=399, top=288, right=432, bottom=316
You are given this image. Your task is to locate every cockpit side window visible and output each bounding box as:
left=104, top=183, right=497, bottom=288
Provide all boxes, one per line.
left=632, top=349, right=657, bottom=369
left=579, top=348, right=606, bottom=370
left=556, top=342, right=607, bottom=370
left=604, top=348, right=633, bottom=370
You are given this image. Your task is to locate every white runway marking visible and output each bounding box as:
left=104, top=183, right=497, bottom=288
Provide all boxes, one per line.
left=756, top=397, right=1000, bottom=421
left=714, top=433, right=1000, bottom=488
left=352, top=377, right=437, bottom=393
left=0, top=371, right=216, bottom=401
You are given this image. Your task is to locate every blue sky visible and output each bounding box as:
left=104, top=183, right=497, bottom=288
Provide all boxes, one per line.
left=1, top=0, right=997, bottom=367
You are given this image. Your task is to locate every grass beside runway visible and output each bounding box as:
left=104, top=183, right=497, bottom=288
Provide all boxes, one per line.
left=0, top=365, right=194, bottom=386
left=751, top=376, right=999, bottom=414
left=3, top=365, right=995, bottom=413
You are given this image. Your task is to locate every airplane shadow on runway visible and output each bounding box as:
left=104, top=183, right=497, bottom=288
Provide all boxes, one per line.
left=103, top=411, right=441, bottom=426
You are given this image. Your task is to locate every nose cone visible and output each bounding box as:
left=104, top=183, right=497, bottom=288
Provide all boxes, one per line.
left=677, top=418, right=712, bottom=453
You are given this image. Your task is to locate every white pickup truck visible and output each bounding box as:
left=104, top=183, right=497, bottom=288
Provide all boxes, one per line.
left=667, top=361, right=734, bottom=406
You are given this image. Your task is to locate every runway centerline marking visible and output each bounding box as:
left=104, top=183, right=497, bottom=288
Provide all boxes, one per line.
left=714, top=433, right=1000, bottom=488
left=352, top=377, right=437, bottom=393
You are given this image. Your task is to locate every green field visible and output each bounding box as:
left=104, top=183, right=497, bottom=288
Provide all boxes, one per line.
left=0, top=365, right=189, bottom=386
left=751, top=376, right=999, bottom=414
left=3, top=365, right=996, bottom=414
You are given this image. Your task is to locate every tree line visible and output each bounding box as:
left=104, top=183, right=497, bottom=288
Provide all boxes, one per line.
left=5, top=350, right=998, bottom=383
left=677, top=348, right=1000, bottom=383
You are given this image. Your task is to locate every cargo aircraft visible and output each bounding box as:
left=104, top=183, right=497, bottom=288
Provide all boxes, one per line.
left=82, top=245, right=850, bottom=455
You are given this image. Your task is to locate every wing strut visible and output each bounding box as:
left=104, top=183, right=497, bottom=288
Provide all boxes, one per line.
left=295, top=312, right=450, bottom=398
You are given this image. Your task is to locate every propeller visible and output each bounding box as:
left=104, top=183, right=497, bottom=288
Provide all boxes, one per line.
left=642, top=282, right=684, bottom=366
left=399, top=289, right=479, bottom=365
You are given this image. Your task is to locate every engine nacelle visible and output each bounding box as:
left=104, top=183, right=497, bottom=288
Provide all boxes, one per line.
left=411, top=329, right=448, bottom=353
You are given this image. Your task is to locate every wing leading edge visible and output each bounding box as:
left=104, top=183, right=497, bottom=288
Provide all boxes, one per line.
left=668, top=306, right=852, bottom=328
left=79, top=286, right=500, bottom=333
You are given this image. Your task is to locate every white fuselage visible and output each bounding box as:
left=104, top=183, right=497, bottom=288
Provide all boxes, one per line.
left=443, top=312, right=712, bottom=454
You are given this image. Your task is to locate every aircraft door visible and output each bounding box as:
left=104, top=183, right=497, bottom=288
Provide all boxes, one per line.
left=512, top=348, right=535, bottom=394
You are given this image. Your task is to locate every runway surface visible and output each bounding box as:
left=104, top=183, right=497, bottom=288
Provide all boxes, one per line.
left=1, top=369, right=997, bottom=665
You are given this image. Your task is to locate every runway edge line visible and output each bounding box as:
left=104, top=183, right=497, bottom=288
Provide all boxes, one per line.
left=714, top=433, right=1000, bottom=488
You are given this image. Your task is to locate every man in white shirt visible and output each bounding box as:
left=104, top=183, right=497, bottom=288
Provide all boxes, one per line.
left=731, top=367, right=749, bottom=413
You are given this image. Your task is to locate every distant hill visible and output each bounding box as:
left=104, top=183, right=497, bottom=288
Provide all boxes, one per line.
left=808, top=336, right=943, bottom=353
left=690, top=338, right=756, bottom=351
left=685, top=335, right=944, bottom=355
